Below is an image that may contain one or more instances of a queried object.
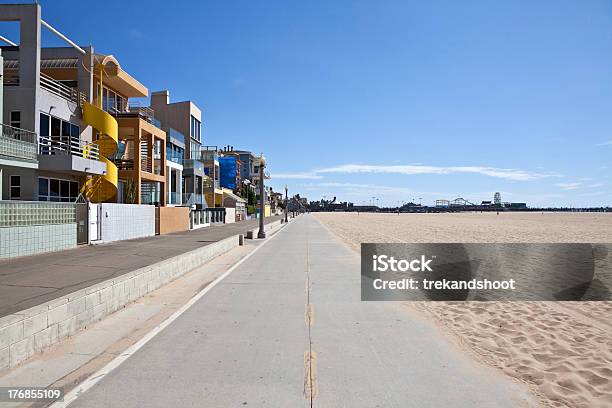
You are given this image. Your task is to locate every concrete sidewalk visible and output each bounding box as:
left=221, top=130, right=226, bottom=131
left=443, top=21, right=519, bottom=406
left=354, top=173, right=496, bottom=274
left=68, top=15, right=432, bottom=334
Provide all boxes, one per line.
left=0, top=216, right=281, bottom=317
left=68, top=215, right=538, bottom=408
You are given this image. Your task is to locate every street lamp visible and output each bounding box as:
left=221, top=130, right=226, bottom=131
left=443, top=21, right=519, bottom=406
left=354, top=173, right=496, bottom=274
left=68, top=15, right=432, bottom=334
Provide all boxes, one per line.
left=284, top=185, right=288, bottom=223
left=258, top=153, right=267, bottom=239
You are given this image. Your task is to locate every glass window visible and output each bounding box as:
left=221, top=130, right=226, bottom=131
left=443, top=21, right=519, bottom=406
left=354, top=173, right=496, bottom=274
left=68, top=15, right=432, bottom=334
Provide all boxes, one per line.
left=109, top=91, right=116, bottom=113
left=51, top=117, right=61, bottom=137
left=40, top=113, right=50, bottom=136
left=50, top=179, right=60, bottom=201
left=60, top=180, right=70, bottom=202
left=10, top=111, right=21, bottom=129
left=70, top=181, right=79, bottom=199
left=61, top=121, right=71, bottom=144
left=70, top=124, right=80, bottom=138
left=103, top=87, right=108, bottom=112
left=9, top=175, right=21, bottom=200
left=38, top=178, right=49, bottom=197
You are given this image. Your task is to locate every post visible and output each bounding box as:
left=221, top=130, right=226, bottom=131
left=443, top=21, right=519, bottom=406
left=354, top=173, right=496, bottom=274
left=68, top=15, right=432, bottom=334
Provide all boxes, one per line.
left=284, top=185, right=288, bottom=223
left=257, top=154, right=266, bottom=238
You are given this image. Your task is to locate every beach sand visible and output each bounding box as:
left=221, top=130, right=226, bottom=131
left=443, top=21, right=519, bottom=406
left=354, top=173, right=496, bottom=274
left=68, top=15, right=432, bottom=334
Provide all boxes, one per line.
left=315, top=212, right=612, bottom=408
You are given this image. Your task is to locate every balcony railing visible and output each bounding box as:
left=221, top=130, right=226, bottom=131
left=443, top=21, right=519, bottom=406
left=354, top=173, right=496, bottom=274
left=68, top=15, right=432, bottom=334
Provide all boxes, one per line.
left=166, top=151, right=184, bottom=164
left=167, top=192, right=181, bottom=205
left=168, top=127, right=185, bottom=145
left=0, top=124, right=38, bottom=162
left=40, top=73, right=85, bottom=104
left=183, top=159, right=204, bottom=173
left=39, top=136, right=100, bottom=160
left=182, top=193, right=204, bottom=206
left=141, top=191, right=161, bottom=205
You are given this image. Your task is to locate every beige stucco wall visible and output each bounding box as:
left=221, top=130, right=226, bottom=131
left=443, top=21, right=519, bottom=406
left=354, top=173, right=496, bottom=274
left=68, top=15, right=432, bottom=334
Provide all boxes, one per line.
left=158, top=206, right=189, bottom=234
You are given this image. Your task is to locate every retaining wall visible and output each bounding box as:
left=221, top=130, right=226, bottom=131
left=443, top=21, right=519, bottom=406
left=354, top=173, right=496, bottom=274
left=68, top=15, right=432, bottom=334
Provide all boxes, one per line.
left=0, top=220, right=284, bottom=373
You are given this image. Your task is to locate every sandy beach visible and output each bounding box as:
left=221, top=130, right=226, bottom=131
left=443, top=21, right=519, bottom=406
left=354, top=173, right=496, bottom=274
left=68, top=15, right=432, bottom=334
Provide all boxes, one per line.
left=315, top=212, right=612, bottom=408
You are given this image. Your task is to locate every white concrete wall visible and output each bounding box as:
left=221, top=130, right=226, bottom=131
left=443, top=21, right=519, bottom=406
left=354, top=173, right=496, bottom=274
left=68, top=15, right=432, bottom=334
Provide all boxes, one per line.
left=225, top=208, right=236, bottom=223
left=99, top=203, right=155, bottom=243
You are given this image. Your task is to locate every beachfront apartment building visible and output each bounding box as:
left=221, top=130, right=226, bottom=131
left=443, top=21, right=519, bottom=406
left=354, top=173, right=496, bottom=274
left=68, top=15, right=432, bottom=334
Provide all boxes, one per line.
left=151, top=90, right=206, bottom=208
left=0, top=4, right=106, bottom=203
left=0, top=3, right=167, bottom=206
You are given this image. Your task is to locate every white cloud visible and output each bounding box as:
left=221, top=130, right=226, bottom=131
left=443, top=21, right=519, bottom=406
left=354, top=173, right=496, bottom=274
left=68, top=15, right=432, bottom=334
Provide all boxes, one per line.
left=596, top=140, right=612, bottom=146
left=556, top=182, right=582, bottom=190
left=316, top=164, right=556, bottom=181
left=271, top=172, right=322, bottom=180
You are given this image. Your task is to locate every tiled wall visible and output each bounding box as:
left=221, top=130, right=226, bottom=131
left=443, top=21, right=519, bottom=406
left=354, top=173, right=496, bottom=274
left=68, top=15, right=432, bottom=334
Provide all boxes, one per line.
left=0, top=223, right=76, bottom=258
left=99, top=203, right=155, bottom=243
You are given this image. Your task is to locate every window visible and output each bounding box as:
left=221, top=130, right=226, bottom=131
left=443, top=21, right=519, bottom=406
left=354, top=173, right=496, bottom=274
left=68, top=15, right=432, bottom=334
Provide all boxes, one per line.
left=190, top=115, right=201, bottom=142
left=9, top=175, right=21, bottom=200
left=40, top=113, right=50, bottom=137
left=39, top=113, right=80, bottom=149
left=98, top=84, right=126, bottom=113
left=10, top=111, right=21, bottom=129
left=38, top=177, right=78, bottom=202
left=103, top=87, right=108, bottom=112
left=51, top=116, right=61, bottom=141
left=38, top=178, right=49, bottom=201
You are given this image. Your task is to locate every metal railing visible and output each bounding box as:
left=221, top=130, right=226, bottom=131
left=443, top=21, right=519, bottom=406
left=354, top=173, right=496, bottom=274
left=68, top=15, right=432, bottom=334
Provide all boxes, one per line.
left=38, top=135, right=100, bottom=160
left=1, top=123, right=37, bottom=144
left=40, top=72, right=85, bottom=104
left=0, top=124, right=38, bottom=162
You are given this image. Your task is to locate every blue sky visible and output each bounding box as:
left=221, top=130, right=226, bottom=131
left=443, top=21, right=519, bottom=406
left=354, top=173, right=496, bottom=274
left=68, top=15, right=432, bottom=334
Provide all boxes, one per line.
left=2, top=0, right=611, bottom=207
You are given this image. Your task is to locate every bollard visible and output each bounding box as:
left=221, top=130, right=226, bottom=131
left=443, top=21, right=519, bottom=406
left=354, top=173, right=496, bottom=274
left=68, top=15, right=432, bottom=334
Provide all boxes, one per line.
left=239, top=234, right=244, bottom=246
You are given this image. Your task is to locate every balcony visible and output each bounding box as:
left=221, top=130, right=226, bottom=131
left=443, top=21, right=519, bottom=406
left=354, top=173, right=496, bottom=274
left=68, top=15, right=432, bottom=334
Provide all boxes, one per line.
left=0, top=124, right=38, bottom=163
left=39, top=136, right=100, bottom=160
left=110, top=102, right=159, bottom=126
left=182, top=193, right=204, bottom=207
left=40, top=73, right=86, bottom=104
left=38, top=135, right=106, bottom=175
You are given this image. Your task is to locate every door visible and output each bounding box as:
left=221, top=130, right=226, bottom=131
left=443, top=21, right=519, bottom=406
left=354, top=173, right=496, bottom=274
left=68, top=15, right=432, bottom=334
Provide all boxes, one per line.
left=76, top=202, right=89, bottom=245
left=89, top=203, right=100, bottom=242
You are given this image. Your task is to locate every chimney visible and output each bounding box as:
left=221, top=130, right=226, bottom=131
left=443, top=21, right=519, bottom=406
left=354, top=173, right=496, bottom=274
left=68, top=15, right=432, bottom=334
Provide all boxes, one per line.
left=151, top=90, right=170, bottom=106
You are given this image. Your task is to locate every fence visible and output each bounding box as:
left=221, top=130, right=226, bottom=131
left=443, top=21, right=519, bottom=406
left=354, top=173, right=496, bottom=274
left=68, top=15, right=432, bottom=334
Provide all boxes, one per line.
left=0, top=124, right=38, bottom=162
left=0, top=201, right=77, bottom=259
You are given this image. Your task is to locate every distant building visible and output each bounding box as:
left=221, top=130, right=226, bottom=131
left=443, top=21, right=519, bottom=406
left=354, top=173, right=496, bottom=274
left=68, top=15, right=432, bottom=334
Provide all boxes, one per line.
left=507, top=202, right=527, bottom=209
